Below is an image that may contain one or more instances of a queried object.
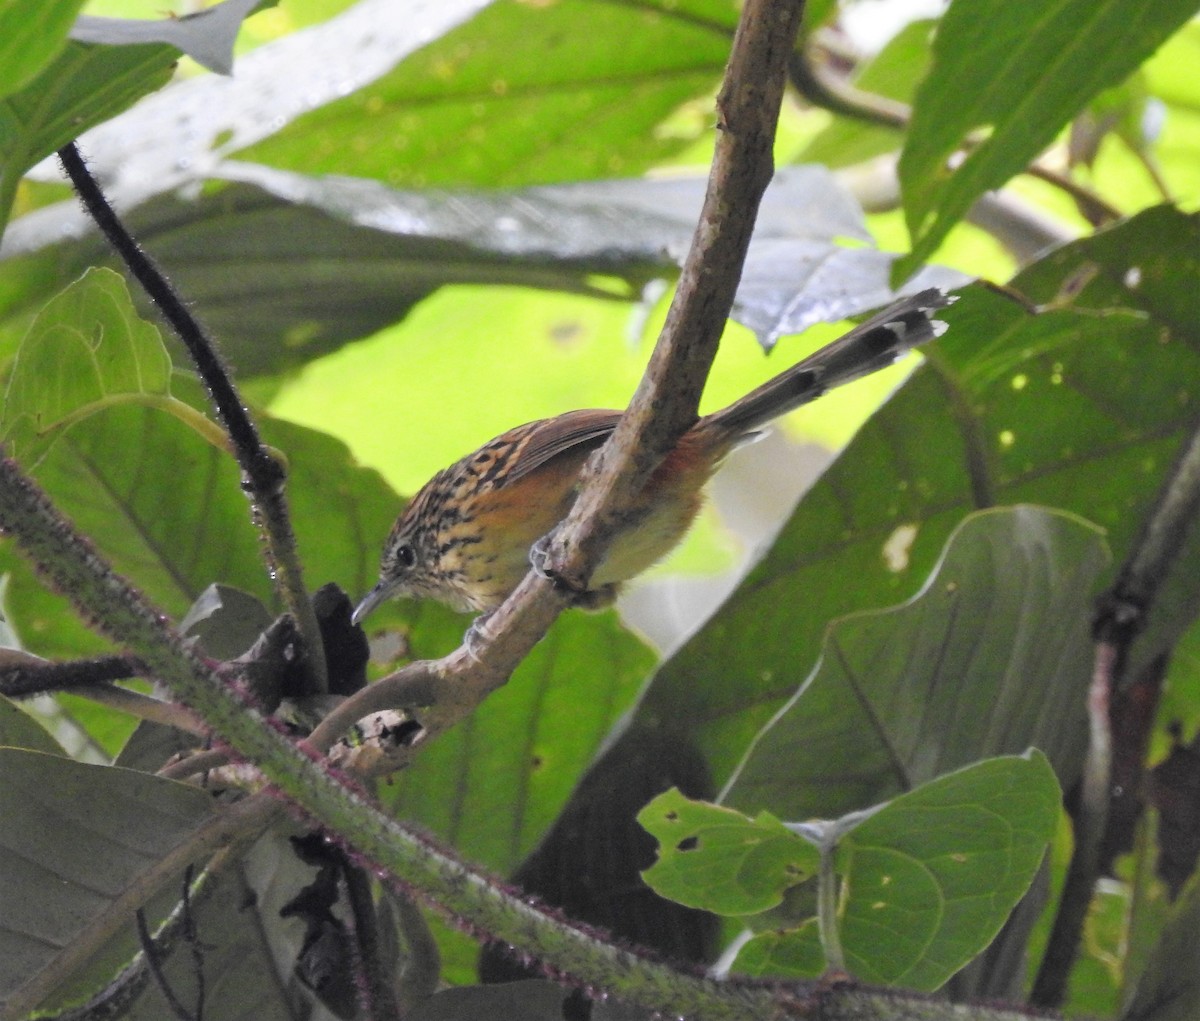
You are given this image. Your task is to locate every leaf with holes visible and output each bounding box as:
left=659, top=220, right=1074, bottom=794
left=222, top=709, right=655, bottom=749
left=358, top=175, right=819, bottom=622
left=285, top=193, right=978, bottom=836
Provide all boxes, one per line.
left=733, top=752, right=1060, bottom=990
left=638, top=788, right=818, bottom=916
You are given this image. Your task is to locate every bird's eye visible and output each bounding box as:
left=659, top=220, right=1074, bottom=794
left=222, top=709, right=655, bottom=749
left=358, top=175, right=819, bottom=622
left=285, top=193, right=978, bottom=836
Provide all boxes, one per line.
left=396, top=542, right=417, bottom=569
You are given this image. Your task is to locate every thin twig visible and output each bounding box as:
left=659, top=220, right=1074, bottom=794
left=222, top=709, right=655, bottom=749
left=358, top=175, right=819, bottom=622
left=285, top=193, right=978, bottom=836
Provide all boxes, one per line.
left=341, top=859, right=402, bottom=1021
left=136, top=908, right=198, bottom=1021
left=791, top=41, right=1123, bottom=227
left=0, top=654, right=144, bottom=698
left=55, top=142, right=328, bottom=694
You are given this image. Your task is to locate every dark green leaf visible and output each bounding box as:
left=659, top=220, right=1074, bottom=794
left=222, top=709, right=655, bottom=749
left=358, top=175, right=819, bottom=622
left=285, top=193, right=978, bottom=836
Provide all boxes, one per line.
left=895, top=0, right=1198, bottom=279
left=120, top=835, right=304, bottom=1021
left=0, top=750, right=214, bottom=1008
left=378, top=610, right=655, bottom=873
left=722, top=507, right=1105, bottom=818
left=178, top=583, right=274, bottom=660
left=0, top=692, right=65, bottom=755
left=0, top=165, right=952, bottom=373
left=638, top=207, right=1200, bottom=793
left=1122, top=861, right=1200, bottom=1021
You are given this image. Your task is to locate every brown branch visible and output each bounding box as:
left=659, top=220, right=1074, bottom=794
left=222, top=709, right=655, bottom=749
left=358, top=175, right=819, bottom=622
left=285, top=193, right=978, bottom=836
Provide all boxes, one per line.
left=544, top=0, right=807, bottom=592
left=307, top=0, right=808, bottom=757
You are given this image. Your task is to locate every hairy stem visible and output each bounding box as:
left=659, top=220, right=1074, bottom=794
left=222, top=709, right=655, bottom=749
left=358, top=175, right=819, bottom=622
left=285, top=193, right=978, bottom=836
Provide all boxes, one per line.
left=55, top=142, right=327, bottom=693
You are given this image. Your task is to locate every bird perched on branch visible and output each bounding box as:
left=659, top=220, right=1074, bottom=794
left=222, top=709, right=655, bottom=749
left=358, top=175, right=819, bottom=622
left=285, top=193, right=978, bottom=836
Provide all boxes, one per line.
left=352, top=289, right=952, bottom=623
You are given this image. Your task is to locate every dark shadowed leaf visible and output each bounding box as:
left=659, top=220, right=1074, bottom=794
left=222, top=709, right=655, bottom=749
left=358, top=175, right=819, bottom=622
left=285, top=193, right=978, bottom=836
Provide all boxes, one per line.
left=1123, top=864, right=1200, bottom=1021
left=0, top=692, right=65, bottom=755
left=0, top=164, right=955, bottom=374
left=722, top=507, right=1105, bottom=818
left=377, top=609, right=655, bottom=873
left=636, top=207, right=1200, bottom=792
left=0, top=750, right=214, bottom=1009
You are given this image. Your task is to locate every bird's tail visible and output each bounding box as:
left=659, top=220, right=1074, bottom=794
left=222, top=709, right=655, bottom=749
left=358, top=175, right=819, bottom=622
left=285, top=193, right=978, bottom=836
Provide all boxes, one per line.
left=703, top=288, right=954, bottom=439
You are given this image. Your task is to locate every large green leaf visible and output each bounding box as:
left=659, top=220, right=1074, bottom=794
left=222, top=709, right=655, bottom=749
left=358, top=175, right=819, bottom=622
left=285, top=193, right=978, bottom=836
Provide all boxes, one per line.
left=0, top=0, right=85, bottom=99
left=1, top=268, right=183, bottom=465
left=0, top=40, right=175, bottom=236
left=240, top=0, right=733, bottom=188
left=27, top=403, right=272, bottom=616
left=895, top=0, right=1198, bottom=279
left=722, top=507, right=1105, bottom=818
left=378, top=608, right=655, bottom=873
left=637, top=206, right=1200, bottom=789
left=0, top=749, right=214, bottom=1012
left=0, top=385, right=403, bottom=650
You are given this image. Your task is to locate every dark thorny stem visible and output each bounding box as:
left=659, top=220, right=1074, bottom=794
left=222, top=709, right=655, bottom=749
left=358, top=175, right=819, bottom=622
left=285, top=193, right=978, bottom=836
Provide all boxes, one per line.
left=55, top=142, right=327, bottom=693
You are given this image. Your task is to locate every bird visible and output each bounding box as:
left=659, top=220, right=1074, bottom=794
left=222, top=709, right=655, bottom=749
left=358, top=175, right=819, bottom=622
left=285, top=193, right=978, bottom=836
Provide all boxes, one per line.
left=352, top=289, right=952, bottom=624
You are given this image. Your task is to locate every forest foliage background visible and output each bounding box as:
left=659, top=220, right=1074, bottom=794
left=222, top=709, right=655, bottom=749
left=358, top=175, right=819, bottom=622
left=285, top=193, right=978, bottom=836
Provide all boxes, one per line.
left=2, top=0, right=1200, bottom=1019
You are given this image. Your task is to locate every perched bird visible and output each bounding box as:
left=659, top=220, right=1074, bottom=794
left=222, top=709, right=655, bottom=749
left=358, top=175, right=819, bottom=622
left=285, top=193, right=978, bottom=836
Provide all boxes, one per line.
left=352, top=289, right=951, bottom=623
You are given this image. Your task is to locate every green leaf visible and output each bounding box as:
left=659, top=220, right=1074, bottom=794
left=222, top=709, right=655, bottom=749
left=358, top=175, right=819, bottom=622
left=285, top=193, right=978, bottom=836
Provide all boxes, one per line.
left=0, top=39, right=176, bottom=236
left=0, top=0, right=85, bottom=98
left=378, top=609, right=655, bottom=872
left=1122, top=835, right=1200, bottom=1021
left=638, top=788, right=819, bottom=916
left=894, top=0, right=1198, bottom=280
left=1, top=268, right=189, bottom=465
left=240, top=0, right=733, bottom=187
left=733, top=753, right=1060, bottom=990
left=0, top=749, right=214, bottom=1010
left=833, top=751, right=1059, bottom=990
left=0, top=692, right=65, bottom=755
left=722, top=507, right=1106, bottom=819
left=1, top=388, right=400, bottom=666
left=637, top=206, right=1199, bottom=793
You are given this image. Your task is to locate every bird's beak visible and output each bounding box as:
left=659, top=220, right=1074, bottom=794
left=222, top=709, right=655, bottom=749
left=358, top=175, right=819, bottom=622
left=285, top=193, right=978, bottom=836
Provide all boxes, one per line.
left=351, top=580, right=391, bottom=626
